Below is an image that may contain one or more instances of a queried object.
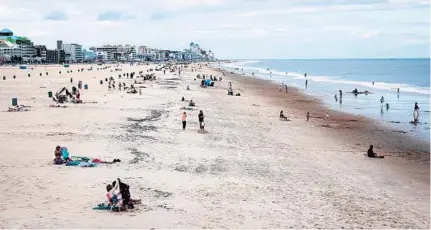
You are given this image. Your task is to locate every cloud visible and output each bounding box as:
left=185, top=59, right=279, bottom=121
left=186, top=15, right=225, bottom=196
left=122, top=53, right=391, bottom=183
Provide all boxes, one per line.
left=0, top=0, right=429, bottom=58
left=360, top=31, right=381, bottom=38
left=44, top=11, right=68, bottom=21
left=150, top=12, right=172, bottom=21
left=98, top=11, right=135, bottom=21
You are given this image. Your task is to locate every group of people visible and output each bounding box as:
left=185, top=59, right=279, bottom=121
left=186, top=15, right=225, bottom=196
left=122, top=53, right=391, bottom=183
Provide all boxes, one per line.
left=181, top=109, right=205, bottom=131
left=100, top=179, right=141, bottom=212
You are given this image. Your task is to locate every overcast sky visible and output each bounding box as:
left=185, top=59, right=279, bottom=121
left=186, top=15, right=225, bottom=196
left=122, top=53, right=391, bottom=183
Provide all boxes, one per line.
left=0, top=0, right=429, bottom=59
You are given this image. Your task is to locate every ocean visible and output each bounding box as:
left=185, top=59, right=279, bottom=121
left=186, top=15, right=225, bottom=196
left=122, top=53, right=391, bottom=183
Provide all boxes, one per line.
left=219, top=59, right=430, bottom=142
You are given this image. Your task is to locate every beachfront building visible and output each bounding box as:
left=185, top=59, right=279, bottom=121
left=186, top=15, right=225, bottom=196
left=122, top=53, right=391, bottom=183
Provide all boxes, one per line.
left=46, top=49, right=59, bottom=63
left=0, top=28, right=35, bottom=60
left=62, top=43, right=83, bottom=63
left=83, top=49, right=96, bottom=62
left=138, top=46, right=147, bottom=54
left=0, top=40, right=21, bottom=62
left=34, top=45, right=47, bottom=62
left=182, top=42, right=215, bottom=62
left=89, top=44, right=136, bottom=62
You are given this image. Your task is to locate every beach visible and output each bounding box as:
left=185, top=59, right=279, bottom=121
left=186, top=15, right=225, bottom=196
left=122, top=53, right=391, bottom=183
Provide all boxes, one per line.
left=0, top=63, right=429, bottom=228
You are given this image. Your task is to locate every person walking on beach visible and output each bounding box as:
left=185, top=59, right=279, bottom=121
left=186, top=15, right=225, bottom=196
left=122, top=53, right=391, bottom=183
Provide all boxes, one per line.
left=339, top=90, right=343, bottom=98
left=182, top=112, right=187, bottom=130
left=380, top=96, right=385, bottom=104
left=304, top=73, right=307, bottom=78
left=198, top=110, right=205, bottom=130
left=285, top=85, right=288, bottom=93
left=305, top=80, right=308, bottom=89
left=279, top=85, right=282, bottom=92
left=306, top=112, right=310, bottom=121
left=325, top=112, right=330, bottom=125
left=334, top=94, right=338, bottom=102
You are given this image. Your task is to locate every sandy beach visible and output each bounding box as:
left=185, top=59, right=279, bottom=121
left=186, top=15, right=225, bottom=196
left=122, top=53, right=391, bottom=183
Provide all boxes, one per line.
left=0, top=63, right=429, bottom=228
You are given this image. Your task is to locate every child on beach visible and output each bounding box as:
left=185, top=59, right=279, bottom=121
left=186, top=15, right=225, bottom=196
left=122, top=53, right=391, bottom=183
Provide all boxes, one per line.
left=182, top=112, right=187, bottom=130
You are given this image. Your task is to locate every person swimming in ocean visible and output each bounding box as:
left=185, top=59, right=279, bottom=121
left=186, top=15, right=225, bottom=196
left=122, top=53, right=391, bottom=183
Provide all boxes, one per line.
left=353, top=88, right=358, bottom=95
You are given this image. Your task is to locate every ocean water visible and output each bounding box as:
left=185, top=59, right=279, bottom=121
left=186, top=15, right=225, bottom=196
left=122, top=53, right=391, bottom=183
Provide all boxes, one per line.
left=219, top=59, right=430, bottom=142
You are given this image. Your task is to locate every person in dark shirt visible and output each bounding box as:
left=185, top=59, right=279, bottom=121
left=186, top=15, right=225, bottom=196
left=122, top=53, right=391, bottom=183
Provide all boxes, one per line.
left=198, top=110, right=204, bottom=130
left=367, top=145, right=384, bottom=158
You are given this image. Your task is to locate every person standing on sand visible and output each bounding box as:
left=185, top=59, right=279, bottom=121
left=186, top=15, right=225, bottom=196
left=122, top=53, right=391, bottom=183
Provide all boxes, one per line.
left=414, top=102, right=420, bottom=122
left=325, top=112, right=330, bottom=124
left=198, top=110, right=205, bottom=130
left=279, top=85, right=282, bottom=92
left=182, top=112, right=187, bottom=130
left=305, top=80, right=308, bottom=89
left=285, top=85, right=288, bottom=93
left=306, top=112, right=310, bottom=121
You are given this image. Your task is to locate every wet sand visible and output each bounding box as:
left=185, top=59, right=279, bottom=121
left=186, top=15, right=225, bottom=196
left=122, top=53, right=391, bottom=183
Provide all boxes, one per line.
left=0, top=63, right=429, bottom=228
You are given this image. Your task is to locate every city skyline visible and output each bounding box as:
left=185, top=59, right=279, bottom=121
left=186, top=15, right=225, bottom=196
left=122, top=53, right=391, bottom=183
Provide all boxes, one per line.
left=0, top=0, right=430, bottom=59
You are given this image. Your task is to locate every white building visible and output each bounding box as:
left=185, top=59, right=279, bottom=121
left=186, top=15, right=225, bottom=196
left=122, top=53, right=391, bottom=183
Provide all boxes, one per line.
left=0, top=40, right=21, bottom=60
left=89, top=44, right=136, bottom=61
left=62, top=43, right=83, bottom=63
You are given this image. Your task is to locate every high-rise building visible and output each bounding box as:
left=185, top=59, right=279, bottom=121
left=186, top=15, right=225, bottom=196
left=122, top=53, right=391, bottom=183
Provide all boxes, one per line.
left=34, top=45, right=47, bottom=62
left=138, top=46, right=147, bottom=54
left=58, top=50, right=65, bottom=63
left=62, top=43, right=83, bottom=62
left=57, top=40, right=63, bottom=50
left=0, top=28, right=35, bottom=59
left=0, top=40, right=21, bottom=61
left=89, top=44, right=136, bottom=61
left=46, top=49, right=59, bottom=63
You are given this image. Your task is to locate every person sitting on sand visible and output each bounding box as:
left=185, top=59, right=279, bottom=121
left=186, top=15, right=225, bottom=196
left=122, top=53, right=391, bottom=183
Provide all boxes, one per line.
left=112, top=179, right=140, bottom=209
left=189, top=100, right=196, bottom=107
left=279, top=110, right=288, bottom=120
left=54, top=146, right=64, bottom=164
left=367, top=145, right=384, bottom=158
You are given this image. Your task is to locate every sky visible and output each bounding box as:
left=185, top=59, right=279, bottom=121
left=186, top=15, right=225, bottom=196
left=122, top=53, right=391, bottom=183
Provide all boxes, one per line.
left=0, top=0, right=429, bottom=59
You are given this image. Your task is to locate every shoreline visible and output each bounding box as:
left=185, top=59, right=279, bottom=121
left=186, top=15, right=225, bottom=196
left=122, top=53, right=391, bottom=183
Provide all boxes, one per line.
left=209, top=66, right=430, bottom=164
left=220, top=59, right=430, bottom=142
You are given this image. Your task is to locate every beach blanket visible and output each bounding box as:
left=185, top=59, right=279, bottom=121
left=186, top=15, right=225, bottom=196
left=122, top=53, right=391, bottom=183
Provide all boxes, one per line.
left=65, top=160, right=97, bottom=167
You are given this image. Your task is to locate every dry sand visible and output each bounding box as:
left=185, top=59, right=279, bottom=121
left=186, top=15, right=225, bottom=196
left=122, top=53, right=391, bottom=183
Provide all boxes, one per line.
left=0, top=63, right=429, bottom=229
